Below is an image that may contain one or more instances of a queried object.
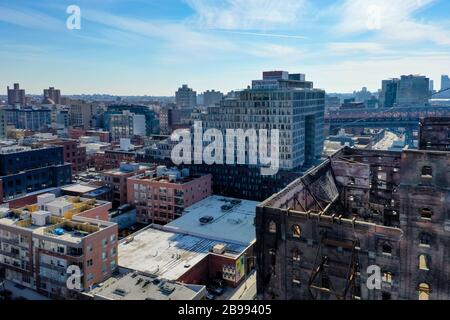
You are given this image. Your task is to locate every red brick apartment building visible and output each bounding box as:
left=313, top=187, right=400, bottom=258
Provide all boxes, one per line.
left=104, top=149, right=137, bottom=170
left=101, top=163, right=152, bottom=208
left=46, top=139, right=87, bottom=173
left=0, top=193, right=118, bottom=298
left=127, top=167, right=212, bottom=224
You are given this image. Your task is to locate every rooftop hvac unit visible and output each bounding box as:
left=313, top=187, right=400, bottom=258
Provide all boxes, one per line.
left=37, top=193, right=56, bottom=206
left=212, top=243, right=227, bottom=254
left=156, top=166, right=167, bottom=177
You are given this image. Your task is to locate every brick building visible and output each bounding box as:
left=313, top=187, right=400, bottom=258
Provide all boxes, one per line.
left=127, top=167, right=212, bottom=224
left=0, top=194, right=117, bottom=299
left=256, top=143, right=450, bottom=300
left=46, top=139, right=87, bottom=173
left=101, top=163, right=152, bottom=208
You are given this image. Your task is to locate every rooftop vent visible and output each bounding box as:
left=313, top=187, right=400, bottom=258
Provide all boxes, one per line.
left=199, top=216, right=214, bottom=225
left=113, top=288, right=127, bottom=297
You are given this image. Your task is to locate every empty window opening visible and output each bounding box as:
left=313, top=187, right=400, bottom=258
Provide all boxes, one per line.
left=421, top=166, right=433, bottom=178
left=382, top=244, right=392, bottom=255
left=419, top=254, right=430, bottom=271
left=293, top=249, right=301, bottom=262
left=292, top=225, right=302, bottom=238
left=382, top=272, right=393, bottom=284
left=419, top=233, right=431, bottom=247
left=420, top=208, right=433, bottom=220
left=418, top=283, right=430, bottom=300
left=269, top=220, right=277, bottom=234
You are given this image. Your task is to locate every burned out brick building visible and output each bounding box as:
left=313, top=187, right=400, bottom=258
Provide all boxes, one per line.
left=419, top=117, right=450, bottom=151
left=256, top=121, right=450, bottom=300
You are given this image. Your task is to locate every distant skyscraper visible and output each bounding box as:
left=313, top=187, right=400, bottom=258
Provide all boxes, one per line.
left=441, top=75, right=450, bottom=91
left=7, top=83, right=26, bottom=106
left=380, top=79, right=399, bottom=108
left=396, top=75, right=429, bottom=106
left=43, top=86, right=61, bottom=104
left=175, top=84, right=197, bottom=109
left=380, top=75, right=429, bottom=107
left=429, top=80, right=434, bottom=92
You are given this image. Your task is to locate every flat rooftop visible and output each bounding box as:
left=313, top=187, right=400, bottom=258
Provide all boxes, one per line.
left=87, top=269, right=204, bottom=300
left=118, top=227, right=246, bottom=281
left=0, top=196, right=113, bottom=243
left=61, top=184, right=98, bottom=194
left=164, top=195, right=257, bottom=246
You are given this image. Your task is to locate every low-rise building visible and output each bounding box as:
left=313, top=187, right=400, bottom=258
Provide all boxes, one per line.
left=101, top=163, right=152, bottom=208
left=0, top=194, right=117, bottom=298
left=46, top=139, right=87, bottom=173
left=127, top=167, right=212, bottom=224
left=84, top=268, right=205, bottom=300
left=0, top=145, right=72, bottom=203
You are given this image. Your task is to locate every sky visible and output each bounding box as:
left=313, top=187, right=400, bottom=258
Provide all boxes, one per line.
left=1, top=0, right=450, bottom=95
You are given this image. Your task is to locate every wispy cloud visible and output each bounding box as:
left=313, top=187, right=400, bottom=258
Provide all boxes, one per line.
left=334, top=0, right=450, bottom=45
left=0, top=6, right=63, bottom=30
left=185, top=0, right=306, bottom=30
left=328, top=42, right=386, bottom=55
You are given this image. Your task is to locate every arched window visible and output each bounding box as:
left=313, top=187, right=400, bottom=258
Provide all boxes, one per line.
left=293, top=249, right=301, bottom=262
left=421, top=166, right=433, bottom=177
left=382, top=243, right=392, bottom=255
left=292, top=225, right=302, bottom=238
left=420, top=208, right=433, bottom=220
left=419, top=254, right=430, bottom=271
left=382, top=271, right=393, bottom=284
left=269, top=221, right=276, bottom=234
left=418, top=283, right=430, bottom=300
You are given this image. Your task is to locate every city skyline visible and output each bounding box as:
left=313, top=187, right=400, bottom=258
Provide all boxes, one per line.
left=1, top=0, right=450, bottom=95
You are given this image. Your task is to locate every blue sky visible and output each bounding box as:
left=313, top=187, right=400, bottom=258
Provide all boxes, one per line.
left=1, top=0, right=450, bottom=95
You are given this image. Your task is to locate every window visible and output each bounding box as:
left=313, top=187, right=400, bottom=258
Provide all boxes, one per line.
left=382, top=243, right=392, bottom=255
left=292, top=225, right=302, bottom=238
left=419, top=233, right=431, bottom=247
left=110, top=234, right=116, bottom=242
left=293, top=249, right=301, bottom=262
left=421, top=166, right=433, bottom=177
left=420, top=208, right=433, bottom=220
left=268, top=221, right=276, bottom=234
left=418, top=283, right=430, bottom=300
left=102, top=251, right=107, bottom=260
left=419, top=254, right=430, bottom=271
left=292, top=271, right=301, bottom=285
left=87, top=259, right=93, bottom=267
left=382, top=272, right=393, bottom=284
